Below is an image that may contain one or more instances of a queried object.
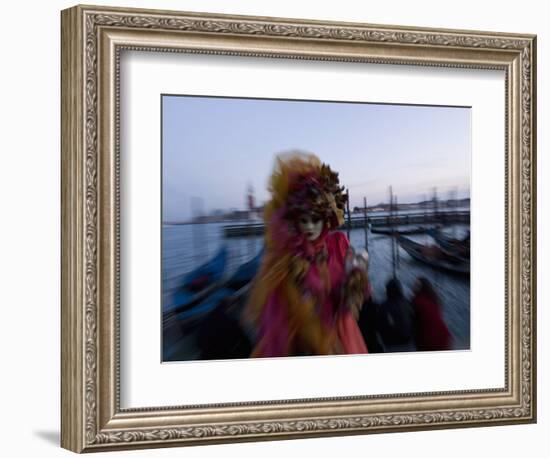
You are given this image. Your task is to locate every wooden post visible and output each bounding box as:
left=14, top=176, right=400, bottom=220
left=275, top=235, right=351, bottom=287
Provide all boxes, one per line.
left=433, top=187, right=439, bottom=226
left=346, top=188, right=351, bottom=241
left=395, top=195, right=400, bottom=269
left=423, top=193, right=427, bottom=225
left=363, top=196, right=368, bottom=251
left=389, top=186, right=396, bottom=278
left=451, top=187, right=457, bottom=238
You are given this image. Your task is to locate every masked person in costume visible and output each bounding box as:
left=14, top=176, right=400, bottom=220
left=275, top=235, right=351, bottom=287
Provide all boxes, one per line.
left=245, top=152, right=370, bottom=357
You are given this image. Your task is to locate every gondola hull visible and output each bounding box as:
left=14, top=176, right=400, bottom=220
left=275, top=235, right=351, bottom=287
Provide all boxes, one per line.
left=398, top=235, right=469, bottom=275
left=371, top=225, right=435, bottom=235
left=162, top=250, right=263, bottom=360
left=163, top=246, right=228, bottom=315
left=427, top=228, right=470, bottom=260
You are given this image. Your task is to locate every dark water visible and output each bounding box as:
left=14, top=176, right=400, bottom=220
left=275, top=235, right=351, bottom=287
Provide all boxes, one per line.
left=162, top=222, right=263, bottom=291
left=162, top=221, right=470, bottom=351
left=349, top=227, right=470, bottom=350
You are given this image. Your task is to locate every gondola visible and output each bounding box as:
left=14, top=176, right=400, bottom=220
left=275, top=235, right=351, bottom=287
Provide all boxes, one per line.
left=163, top=246, right=228, bottom=315
left=427, top=228, right=470, bottom=260
left=397, top=235, right=470, bottom=275
left=162, top=250, right=263, bottom=361
left=371, top=225, right=433, bottom=235
left=170, top=249, right=263, bottom=323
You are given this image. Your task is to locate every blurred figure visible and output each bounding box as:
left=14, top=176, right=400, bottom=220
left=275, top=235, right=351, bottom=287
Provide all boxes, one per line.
left=411, top=277, right=452, bottom=351
left=198, top=297, right=252, bottom=360
left=357, top=295, right=384, bottom=353
left=245, top=152, right=369, bottom=357
left=377, top=278, right=414, bottom=351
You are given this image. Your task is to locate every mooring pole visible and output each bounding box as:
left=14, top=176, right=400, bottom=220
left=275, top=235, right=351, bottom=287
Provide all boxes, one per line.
left=363, top=196, right=368, bottom=251
left=395, top=195, right=400, bottom=270
left=451, top=187, right=457, bottom=238
left=433, top=186, right=439, bottom=225
left=346, top=188, right=352, bottom=241
left=389, top=186, right=396, bottom=279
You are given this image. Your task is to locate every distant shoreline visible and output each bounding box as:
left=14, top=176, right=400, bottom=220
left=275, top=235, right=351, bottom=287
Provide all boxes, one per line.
left=163, top=204, right=470, bottom=226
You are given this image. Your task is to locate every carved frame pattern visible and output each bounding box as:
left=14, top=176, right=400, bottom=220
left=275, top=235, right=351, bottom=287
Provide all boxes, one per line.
left=61, top=5, right=536, bottom=453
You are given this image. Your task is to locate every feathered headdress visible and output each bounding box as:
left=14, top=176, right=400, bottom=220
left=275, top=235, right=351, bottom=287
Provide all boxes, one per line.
left=267, top=152, right=347, bottom=232
left=245, top=152, right=347, bottom=356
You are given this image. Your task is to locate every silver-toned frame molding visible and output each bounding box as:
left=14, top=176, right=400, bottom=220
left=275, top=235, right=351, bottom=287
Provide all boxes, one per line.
left=61, top=4, right=537, bottom=453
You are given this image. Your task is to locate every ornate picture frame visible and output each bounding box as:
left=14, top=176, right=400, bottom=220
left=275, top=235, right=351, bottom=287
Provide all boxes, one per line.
left=61, top=4, right=536, bottom=453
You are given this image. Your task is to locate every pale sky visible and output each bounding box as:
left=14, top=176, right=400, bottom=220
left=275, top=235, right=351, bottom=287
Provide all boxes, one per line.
left=162, top=95, right=470, bottom=222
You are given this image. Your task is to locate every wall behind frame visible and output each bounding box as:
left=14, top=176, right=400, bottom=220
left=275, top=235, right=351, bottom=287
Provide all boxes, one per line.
left=0, top=0, right=545, bottom=457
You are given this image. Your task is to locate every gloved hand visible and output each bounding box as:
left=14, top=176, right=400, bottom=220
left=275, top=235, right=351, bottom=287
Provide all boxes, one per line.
left=343, top=247, right=370, bottom=319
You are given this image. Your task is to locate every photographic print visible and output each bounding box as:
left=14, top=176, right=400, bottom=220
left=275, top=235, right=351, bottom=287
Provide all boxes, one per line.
left=161, top=95, right=471, bottom=362
left=62, top=6, right=536, bottom=451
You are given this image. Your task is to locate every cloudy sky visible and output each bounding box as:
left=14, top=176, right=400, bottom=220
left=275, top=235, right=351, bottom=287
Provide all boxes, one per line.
left=162, top=95, right=470, bottom=222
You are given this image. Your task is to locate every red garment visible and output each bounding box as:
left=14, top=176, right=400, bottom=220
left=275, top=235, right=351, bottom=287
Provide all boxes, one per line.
left=315, top=231, right=368, bottom=355
left=412, top=292, right=452, bottom=351
left=253, top=231, right=368, bottom=357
